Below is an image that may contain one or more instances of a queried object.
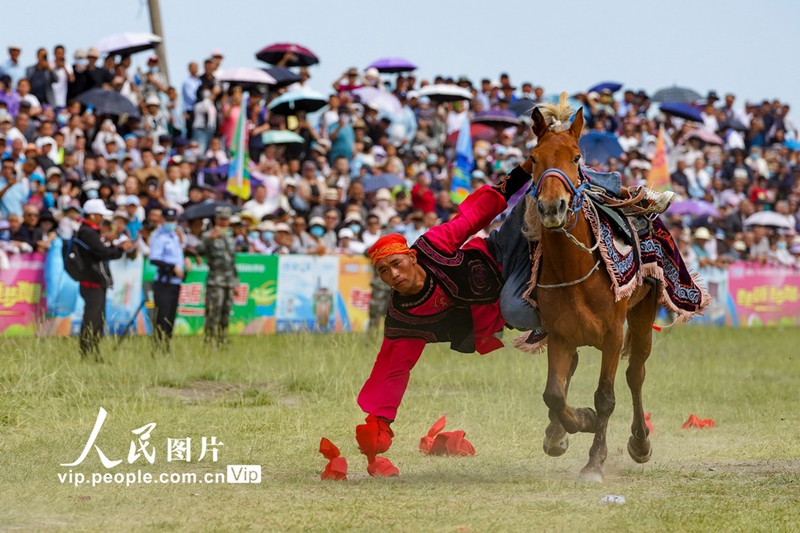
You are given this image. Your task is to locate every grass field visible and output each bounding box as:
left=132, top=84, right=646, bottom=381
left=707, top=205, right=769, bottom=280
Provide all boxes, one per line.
left=1, top=327, right=798, bottom=532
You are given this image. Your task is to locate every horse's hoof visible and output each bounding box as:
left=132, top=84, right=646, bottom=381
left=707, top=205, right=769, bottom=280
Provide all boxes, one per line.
left=542, top=434, right=569, bottom=457
left=627, top=437, right=653, bottom=464
left=579, top=466, right=604, bottom=484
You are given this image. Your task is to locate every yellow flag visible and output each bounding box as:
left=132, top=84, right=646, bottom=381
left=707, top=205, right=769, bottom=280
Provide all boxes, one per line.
left=647, top=125, right=670, bottom=191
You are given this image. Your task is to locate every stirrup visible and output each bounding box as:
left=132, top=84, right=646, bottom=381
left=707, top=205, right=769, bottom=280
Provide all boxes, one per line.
left=640, top=189, right=675, bottom=215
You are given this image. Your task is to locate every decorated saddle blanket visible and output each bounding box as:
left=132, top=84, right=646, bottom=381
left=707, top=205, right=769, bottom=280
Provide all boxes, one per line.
left=525, top=200, right=709, bottom=320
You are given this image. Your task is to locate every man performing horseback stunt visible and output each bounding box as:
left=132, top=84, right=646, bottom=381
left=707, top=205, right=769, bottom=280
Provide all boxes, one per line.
left=321, top=97, right=681, bottom=478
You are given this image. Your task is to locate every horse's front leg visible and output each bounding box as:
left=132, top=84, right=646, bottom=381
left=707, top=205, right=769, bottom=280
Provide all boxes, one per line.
left=543, top=350, right=578, bottom=456
left=542, top=336, right=597, bottom=442
left=579, top=332, right=623, bottom=483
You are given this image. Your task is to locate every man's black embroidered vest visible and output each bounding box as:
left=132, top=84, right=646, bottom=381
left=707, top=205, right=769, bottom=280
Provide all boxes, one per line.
left=383, top=235, right=503, bottom=353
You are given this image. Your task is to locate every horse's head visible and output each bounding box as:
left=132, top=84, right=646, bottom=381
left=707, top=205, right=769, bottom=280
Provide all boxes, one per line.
left=526, top=95, right=585, bottom=230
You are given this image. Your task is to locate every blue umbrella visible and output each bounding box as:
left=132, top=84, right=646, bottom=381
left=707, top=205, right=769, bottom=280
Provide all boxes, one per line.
left=267, top=90, right=327, bottom=115
left=784, top=139, right=800, bottom=151
left=588, top=82, right=623, bottom=94
left=362, top=174, right=404, bottom=193
left=659, top=102, right=703, bottom=123
left=579, top=132, right=624, bottom=164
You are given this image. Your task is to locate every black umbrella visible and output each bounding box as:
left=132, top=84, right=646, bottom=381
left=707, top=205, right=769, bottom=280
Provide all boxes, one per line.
left=718, top=118, right=749, bottom=132
left=472, top=110, right=520, bottom=128
left=651, top=86, right=702, bottom=103
left=263, top=67, right=302, bottom=89
left=77, top=89, right=140, bottom=117
left=255, top=43, right=319, bottom=67
left=182, top=201, right=242, bottom=221
left=509, top=98, right=536, bottom=117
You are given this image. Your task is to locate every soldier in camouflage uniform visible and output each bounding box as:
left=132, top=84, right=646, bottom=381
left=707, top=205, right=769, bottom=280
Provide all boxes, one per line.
left=367, top=266, right=391, bottom=333
left=196, top=206, right=239, bottom=348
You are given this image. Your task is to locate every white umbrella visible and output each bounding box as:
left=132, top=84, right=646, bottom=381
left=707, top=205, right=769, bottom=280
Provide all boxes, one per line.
left=96, top=32, right=162, bottom=56
left=419, top=84, right=473, bottom=102
left=215, top=67, right=276, bottom=85
left=352, top=87, right=403, bottom=116
left=744, top=211, right=793, bottom=229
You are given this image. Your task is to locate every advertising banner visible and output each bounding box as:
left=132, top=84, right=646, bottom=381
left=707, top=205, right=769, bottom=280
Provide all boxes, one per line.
left=0, top=253, right=47, bottom=336
left=727, top=261, right=800, bottom=326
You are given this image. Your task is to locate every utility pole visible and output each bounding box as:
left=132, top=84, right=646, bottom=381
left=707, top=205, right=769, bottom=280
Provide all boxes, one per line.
left=147, top=0, right=170, bottom=85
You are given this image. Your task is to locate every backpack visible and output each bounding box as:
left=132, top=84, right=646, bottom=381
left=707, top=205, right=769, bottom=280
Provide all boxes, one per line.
left=63, top=236, right=89, bottom=282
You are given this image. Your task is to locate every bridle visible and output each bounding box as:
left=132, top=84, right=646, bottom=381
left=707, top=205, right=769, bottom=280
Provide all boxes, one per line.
left=528, top=164, right=602, bottom=256
left=529, top=166, right=591, bottom=216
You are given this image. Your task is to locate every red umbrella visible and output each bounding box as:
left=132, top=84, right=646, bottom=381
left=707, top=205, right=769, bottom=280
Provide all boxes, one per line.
left=445, top=123, right=496, bottom=145
left=255, top=43, right=319, bottom=67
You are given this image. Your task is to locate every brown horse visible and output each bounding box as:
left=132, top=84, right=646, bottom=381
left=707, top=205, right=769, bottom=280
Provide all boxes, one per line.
left=522, top=94, right=659, bottom=483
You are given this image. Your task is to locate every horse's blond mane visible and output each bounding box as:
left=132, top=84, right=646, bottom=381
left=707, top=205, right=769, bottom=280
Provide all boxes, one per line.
left=536, top=92, right=576, bottom=133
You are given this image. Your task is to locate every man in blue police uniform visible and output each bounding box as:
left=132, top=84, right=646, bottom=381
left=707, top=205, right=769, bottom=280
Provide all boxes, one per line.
left=148, top=208, right=186, bottom=353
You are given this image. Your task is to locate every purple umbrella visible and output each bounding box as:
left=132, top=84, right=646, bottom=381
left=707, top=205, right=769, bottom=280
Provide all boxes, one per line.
left=362, top=174, right=404, bottom=193
left=367, top=57, right=417, bottom=73
left=472, top=110, right=520, bottom=128
left=666, top=199, right=721, bottom=218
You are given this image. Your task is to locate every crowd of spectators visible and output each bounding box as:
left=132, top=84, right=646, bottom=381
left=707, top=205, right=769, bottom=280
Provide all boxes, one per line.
left=0, top=41, right=798, bottom=272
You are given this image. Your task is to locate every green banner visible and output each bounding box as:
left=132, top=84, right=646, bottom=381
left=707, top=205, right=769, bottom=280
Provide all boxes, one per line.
left=143, top=255, right=279, bottom=336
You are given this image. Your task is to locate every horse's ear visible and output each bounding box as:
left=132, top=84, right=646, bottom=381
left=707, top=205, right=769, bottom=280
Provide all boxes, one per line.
left=531, top=106, right=548, bottom=138
left=569, top=108, right=584, bottom=140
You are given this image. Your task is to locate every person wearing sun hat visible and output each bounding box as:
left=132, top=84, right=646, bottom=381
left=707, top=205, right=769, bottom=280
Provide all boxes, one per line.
left=319, top=157, right=539, bottom=478
left=75, top=199, right=135, bottom=361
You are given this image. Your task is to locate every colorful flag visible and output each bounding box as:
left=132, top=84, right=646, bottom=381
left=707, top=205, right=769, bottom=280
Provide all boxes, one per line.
left=226, top=93, right=251, bottom=200
left=647, top=125, right=670, bottom=191
left=450, top=117, right=473, bottom=205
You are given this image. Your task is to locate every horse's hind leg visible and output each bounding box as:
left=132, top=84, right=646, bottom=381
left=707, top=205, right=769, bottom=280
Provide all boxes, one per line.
left=625, top=288, right=659, bottom=463
left=579, top=332, right=623, bottom=484
left=543, top=350, right=578, bottom=456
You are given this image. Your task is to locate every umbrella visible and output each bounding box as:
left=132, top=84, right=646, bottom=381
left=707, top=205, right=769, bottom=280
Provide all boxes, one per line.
left=578, top=131, right=624, bottom=164
left=718, top=118, right=749, bottom=132
left=666, top=199, right=721, bottom=218
left=445, top=123, right=496, bottom=145
left=215, top=67, right=276, bottom=85
left=542, top=93, right=582, bottom=111
left=784, top=139, right=800, bottom=151
left=352, top=87, right=403, bottom=116
left=509, top=98, right=536, bottom=117
left=267, top=90, right=327, bottom=115
left=744, top=211, right=793, bottom=229
left=182, top=202, right=242, bottom=221
left=361, top=174, right=404, bottom=193
left=96, top=32, right=161, bottom=56
left=419, top=84, right=473, bottom=102
left=261, top=130, right=304, bottom=145
left=472, top=109, right=520, bottom=128
left=76, top=89, right=139, bottom=117
left=255, top=43, right=319, bottom=67
left=588, top=82, right=623, bottom=94
left=262, top=67, right=302, bottom=89
left=660, top=102, right=703, bottom=123
left=200, top=164, right=230, bottom=175
left=651, top=86, right=702, bottom=103
left=685, top=129, right=724, bottom=145
left=367, top=57, right=417, bottom=73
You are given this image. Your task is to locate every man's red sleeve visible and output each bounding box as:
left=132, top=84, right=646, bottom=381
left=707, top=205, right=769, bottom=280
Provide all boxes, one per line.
left=423, top=185, right=506, bottom=254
